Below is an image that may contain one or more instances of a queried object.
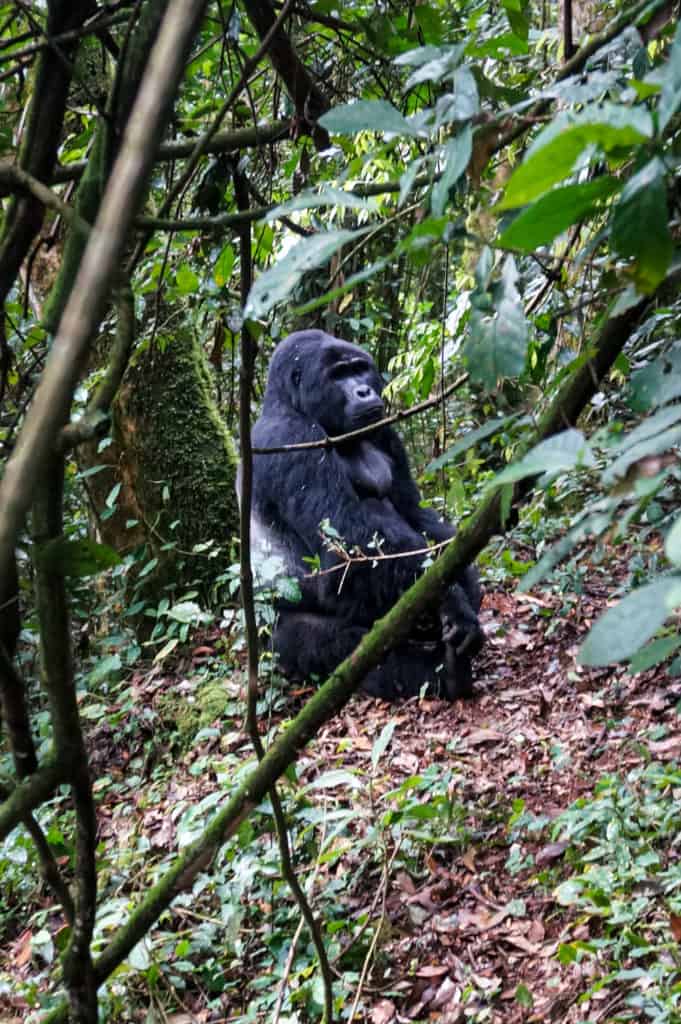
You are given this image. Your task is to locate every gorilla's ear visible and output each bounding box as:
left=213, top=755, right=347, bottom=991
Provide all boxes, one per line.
left=291, top=367, right=301, bottom=388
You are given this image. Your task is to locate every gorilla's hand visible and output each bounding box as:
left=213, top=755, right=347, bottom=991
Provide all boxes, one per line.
left=440, top=584, right=485, bottom=699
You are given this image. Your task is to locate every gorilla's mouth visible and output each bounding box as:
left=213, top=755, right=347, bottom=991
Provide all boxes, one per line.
left=351, top=401, right=384, bottom=428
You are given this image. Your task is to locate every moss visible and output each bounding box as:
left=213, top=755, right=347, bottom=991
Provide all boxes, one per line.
left=158, top=678, right=233, bottom=741
left=115, top=327, right=239, bottom=594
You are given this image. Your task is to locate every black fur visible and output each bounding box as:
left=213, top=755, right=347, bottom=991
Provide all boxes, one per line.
left=251, top=329, right=483, bottom=700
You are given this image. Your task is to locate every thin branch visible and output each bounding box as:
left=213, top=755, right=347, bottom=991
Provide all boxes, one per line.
left=58, top=279, right=136, bottom=451
left=130, top=0, right=297, bottom=268
left=0, top=9, right=131, bottom=68
left=236, top=164, right=334, bottom=1024
left=51, top=120, right=291, bottom=184
left=252, top=373, right=469, bottom=454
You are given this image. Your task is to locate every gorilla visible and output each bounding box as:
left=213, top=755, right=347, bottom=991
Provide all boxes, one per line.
left=250, top=329, right=484, bottom=700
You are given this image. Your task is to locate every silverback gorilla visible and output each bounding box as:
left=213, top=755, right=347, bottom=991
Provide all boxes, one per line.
left=251, top=329, right=484, bottom=700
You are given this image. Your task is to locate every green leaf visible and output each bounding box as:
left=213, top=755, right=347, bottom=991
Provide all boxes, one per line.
left=658, top=21, right=681, bottom=132
left=494, top=429, right=595, bottom=486
left=434, top=66, right=479, bottom=125
left=515, top=983, right=534, bottom=1008
left=319, top=100, right=417, bottom=136
left=579, top=578, right=681, bottom=666
left=426, top=414, right=519, bottom=472
left=499, top=105, right=653, bottom=210
left=154, top=636, right=179, bottom=663
left=245, top=228, right=368, bottom=318
left=665, top=514, right=681, bottom=567
left=175, top=264, right=199, bottom=294
left=431, top=124, right=472, bottom=216
left=266, top=187, right=379, bottom=220
left=371, top=721, right=396, bottom=769
left=463, top=256, right=529, bottom=388
left=37, top=538, right=121, bottom=577
left=610, top=159, right=672, bottom=293
left=629, top=345, right=681, bottom=412
left=602, top=423, right=681, bottom=484
left=400, top=45, right=465, bottom=88
left=305, top=769, right=363, bottom=791
left=166, top=600, right=202, bottom=624
left=214, top=243, right=234, bottom=286
left=628, top=634, right=681, bottom=673
left=498, top=177, right=620, bottom=251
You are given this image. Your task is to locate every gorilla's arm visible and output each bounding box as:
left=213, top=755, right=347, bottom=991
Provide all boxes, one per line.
left=381, top=428, right=456, bottom=543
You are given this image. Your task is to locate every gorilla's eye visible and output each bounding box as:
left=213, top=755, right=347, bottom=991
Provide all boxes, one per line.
left=291, top=368, right=301, bottom=387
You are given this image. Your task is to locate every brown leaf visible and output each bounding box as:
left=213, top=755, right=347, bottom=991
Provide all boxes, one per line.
left=416, top=964, right=449, bottom=978
left=461, top=846, right=477, bottom=873
left=670, top=912, right=681, bottom=942
left=370, top=999, right=396, bottom=1024
left=649, top=736, right=681, bottom=759
left=535, top=841, right=568, bottom=866
left=465, top=729, right=505, bottom=746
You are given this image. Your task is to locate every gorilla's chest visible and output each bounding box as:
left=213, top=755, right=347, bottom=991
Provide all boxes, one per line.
left=342, top=441, right=393, bottom=499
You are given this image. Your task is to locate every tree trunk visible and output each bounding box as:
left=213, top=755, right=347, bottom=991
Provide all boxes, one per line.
left=85, top=328, right=239, bottom=600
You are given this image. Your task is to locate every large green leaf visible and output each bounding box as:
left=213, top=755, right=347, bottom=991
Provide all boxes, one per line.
left=579, top=578, right=681, bottom=666
left=493, top=428, right=595, bottom=486
left=498, top=177, right=619, bottom=251
left=664, top=514, right=681, bottom=568
left=602, top=424, right=681, bottom=484
left=37, top=538, right=121, bottom=577
left=611, top=404, right=681, bottom=452
left=499, top=105, right=653, bottom=209
left=463, top=257, right=528, bottom=388
left=434, top=67, right=479, bottom=125
left=266, top=187, right=378, bottom=220
left=628, top=345, right=681, bottom=412
left=245, top=229, right=367, bottom=318
left=658, top=21, right=681, bottom=132
left=431, top=124, right=472, bottom=215
left=319, top=100, right=417, bottom=136
left=610, top=159, right=672, bottom=293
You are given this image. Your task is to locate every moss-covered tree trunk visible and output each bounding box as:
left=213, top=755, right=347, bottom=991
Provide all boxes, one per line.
left=85, top=329, right=239, bottom=599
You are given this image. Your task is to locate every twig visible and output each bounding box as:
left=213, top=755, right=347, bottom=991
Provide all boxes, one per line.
left=236, top=163, right=334, bottom=1024
left=252, top=373, right=469, bottom=454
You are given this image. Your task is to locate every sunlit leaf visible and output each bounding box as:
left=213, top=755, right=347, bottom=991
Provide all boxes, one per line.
left=431, top=124, right=472, bottom=215
left=498, top=177, right=619, bottom=251
left=319, top=100, right=418, bottom=136
left=493, top=429, right=595, bottom=486
left=499, top=105, right=653, bottom=209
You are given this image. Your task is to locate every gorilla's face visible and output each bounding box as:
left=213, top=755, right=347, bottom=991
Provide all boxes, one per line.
left=269, top=330, right=385, bottom=436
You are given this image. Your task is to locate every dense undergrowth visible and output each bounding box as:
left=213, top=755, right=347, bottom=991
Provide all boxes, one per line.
left=2, top=486, right=680, bottom=1023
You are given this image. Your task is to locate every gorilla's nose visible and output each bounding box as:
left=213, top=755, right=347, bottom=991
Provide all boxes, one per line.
left=355, top=384, right=373, bottom=400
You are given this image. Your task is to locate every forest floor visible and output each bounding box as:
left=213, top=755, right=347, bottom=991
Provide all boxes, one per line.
left=304, top=581, right=681, bottom=1024
left=2, top=574, right=681, bottom=1023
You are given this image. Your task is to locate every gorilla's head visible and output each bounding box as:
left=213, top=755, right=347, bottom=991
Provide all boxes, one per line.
left=266, top=330, right=385, bottom=435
